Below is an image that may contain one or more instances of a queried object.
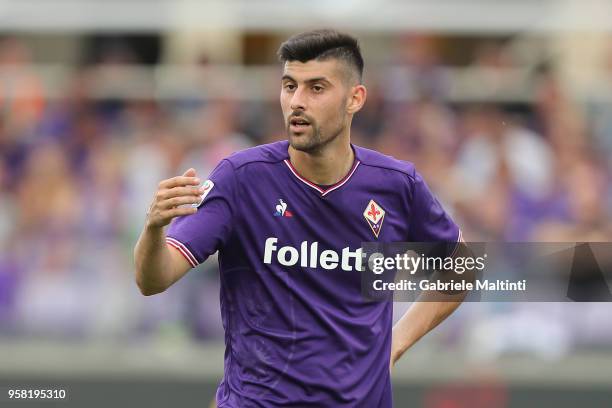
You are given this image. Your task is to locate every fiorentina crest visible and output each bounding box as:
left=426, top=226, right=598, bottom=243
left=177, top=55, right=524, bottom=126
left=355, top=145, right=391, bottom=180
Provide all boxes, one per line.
left=363, top=199, right=385, bottom=238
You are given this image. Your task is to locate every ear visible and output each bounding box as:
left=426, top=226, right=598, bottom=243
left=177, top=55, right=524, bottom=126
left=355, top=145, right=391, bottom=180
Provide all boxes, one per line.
left=346, top=84, right=367, bottom=115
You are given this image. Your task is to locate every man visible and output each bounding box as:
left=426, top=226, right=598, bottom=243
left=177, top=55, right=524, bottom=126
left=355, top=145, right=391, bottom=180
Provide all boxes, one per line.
left=134, top=29, right=463, bottom=407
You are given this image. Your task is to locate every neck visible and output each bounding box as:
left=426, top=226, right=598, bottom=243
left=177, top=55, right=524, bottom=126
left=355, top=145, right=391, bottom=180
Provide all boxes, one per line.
left=288, top=132, right=355, bottom=186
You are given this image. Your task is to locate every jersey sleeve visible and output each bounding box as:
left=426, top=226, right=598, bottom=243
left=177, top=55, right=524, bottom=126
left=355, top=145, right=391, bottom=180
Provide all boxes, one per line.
left=407, top=170, right=461, bottom=244
left=166, top=159, right=237, bottom=268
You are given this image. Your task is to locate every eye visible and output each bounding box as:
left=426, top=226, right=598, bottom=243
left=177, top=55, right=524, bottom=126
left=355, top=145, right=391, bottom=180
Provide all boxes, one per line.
left=312, top=85, right=324, bottom=93
left=283, top=83, right=296, bottom=91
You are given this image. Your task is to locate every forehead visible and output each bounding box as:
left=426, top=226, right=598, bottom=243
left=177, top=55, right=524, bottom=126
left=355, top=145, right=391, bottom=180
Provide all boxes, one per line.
left=282, top=59, right=344, bottom=82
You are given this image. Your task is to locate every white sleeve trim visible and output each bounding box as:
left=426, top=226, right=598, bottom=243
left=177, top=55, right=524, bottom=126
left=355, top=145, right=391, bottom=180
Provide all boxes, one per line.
left=166, top=237, right=199, bottom=268
left=449, top=229, right=463, bottom=258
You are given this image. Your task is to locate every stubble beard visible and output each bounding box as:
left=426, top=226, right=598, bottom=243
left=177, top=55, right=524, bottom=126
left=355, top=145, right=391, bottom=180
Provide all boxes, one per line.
left=287, top=118, right=345, bottom=155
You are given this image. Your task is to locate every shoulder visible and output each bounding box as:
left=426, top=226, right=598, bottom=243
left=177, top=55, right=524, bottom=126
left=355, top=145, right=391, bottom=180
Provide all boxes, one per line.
left=354, top=144, right=416, bottom=180
left=223, top=140, right=289, bottom=170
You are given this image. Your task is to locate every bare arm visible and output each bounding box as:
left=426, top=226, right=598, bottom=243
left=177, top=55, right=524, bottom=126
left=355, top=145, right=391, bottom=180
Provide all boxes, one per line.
left=134, top=168, right=204, bottom=296
left=390, top=300, right=461, bottom=368
left=390, top=239, right=471, bottom=369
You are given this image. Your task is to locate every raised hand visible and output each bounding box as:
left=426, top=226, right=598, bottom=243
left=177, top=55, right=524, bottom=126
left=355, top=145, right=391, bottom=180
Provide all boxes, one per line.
left=145, top=168, right=203, bottom=229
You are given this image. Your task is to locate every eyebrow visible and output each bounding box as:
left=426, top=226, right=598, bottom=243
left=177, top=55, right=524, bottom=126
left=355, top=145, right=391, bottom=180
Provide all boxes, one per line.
left=281, top=75, right=332, bottom=85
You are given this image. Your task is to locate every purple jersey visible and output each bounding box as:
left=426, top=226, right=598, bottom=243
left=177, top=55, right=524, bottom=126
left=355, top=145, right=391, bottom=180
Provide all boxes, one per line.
left=167, top=140, right=460, bottom=407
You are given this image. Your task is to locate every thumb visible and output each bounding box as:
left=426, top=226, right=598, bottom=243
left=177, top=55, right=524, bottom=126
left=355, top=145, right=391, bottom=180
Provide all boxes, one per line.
left=182, top=168, right=197, bottom=178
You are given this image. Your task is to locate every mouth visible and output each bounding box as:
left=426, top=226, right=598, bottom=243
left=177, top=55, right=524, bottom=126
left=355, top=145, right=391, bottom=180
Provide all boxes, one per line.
left=289, top=117, right=311, bottom=133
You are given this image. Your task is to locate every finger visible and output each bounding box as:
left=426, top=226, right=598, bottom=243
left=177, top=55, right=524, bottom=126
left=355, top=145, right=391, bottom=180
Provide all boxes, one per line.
left=159, top=195, right=202, bottom=209
left=159, top=186, right=203, bottom=200
left=160, top=207, right=198, bottom=220
left=160, top=176, right=201, bottom=189
left=182, top=168, right=198, bottom=178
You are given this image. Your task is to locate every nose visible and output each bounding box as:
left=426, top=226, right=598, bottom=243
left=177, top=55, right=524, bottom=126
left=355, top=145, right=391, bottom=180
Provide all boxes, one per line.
left=290, top=87, right=307, bottom=112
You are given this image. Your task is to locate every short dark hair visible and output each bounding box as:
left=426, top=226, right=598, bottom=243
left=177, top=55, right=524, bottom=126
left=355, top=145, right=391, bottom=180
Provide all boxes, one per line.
left=277, top=29, right=364, bottom=83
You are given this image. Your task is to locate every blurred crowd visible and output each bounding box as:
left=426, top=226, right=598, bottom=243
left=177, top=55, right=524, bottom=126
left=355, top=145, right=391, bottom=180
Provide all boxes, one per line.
left=0, top=35, right=611, bottom=356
